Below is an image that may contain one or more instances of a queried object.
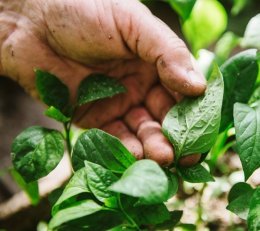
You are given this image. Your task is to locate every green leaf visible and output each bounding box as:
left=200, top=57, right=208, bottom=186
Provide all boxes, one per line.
left=108, top=226, right=135, bottom=231
left=57, top=210, right=123, bottom=231
left=52, top=168, right=90, bottom=215
left=234, top=103, right=260, bottom=181
left=130, top=203, right=171, bottom=226
left=176, top=223, right=196, bottom=231
left=215, top=32, right=240, bottom=65
left=10, top=169, right=39, bottom=205
left=109, top=160, right=168, bottom=205
left=155, top=210, right=183, bottom=230
left=249, top=85, right=260, bottom=105
left=241, top=14, right=260, bottom=49
left=182, top=0, right=227, bottom=54
left=121, top=195, right=171, bottom=226
left=84, top=161, right=118, bottom=203
left=72, top=129, right=136, bottom=173
left=228, top=182, right=253, bottom=203
left=248, top=187, right=260, bottom=231
left=11, top=126, right=64, bottom=182
left=227, top=187, right=255, bottom=220
left=177, top=164, right=214, bottom=183
left=77, top=73, right=126, bottom=106
left=165, top=170, right=179, bottom=199
left=35, top=69, right=69, bottom=111
left=168, top=0, right=196, bottom=20
left=49, top=200, right=102, bottom=230
left=45, top=106, right=71, bottom=123
left=220, top=49, right=259, bottom=132
left=162, top=65, right=224, bottom=159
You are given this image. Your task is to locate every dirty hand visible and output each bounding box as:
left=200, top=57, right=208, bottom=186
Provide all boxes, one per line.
left=0, top=0, right=206, bottom=166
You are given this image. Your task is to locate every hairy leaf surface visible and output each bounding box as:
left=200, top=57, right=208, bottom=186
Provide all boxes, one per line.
left=163, top=65, right=224, bottom=159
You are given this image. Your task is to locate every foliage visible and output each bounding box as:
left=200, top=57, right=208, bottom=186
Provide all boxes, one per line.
left=8, top=1, right=260, bottom=230
left=181, top=0, right=227, bottom=55
left=162, top=65, right=224, bottom=159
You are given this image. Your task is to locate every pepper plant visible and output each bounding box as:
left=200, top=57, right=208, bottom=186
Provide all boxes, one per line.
left=8, top=0, right=260, bottom=230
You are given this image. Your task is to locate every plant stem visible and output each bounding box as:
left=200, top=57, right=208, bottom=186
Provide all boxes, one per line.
left=64, top=107, right=76, bottom=156
left=63, top=123, right=72, bottom=155
left=117, top=194, right=141, bottom=230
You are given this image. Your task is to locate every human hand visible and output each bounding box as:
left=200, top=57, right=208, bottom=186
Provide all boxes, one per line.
left=0, top=0, right=206, bottom=166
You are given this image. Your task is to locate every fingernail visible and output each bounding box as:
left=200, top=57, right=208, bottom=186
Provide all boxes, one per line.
left=188, top=70, right=206, bottom=87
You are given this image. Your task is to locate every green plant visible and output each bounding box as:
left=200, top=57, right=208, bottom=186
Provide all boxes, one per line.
left=11, top=67, right=220, bottom=230
left=8, top=1, right=260, bottom=230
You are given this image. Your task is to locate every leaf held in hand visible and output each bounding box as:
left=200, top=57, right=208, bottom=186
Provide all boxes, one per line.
left=109, top=160, right=168, bottom=205
left=77, top=73, right=126, bottom=106
left=11, top=126, right=64, bottom=182
left=163, top=65, right=224, bottom=159
left=234, top=102, right=260, bottom=181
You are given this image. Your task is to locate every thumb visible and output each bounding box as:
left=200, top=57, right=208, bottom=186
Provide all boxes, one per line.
left=113, top=0, right=206, bottom=96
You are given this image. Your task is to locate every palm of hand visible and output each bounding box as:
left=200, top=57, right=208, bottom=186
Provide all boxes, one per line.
left=1, top=0, right=205, bottom=165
